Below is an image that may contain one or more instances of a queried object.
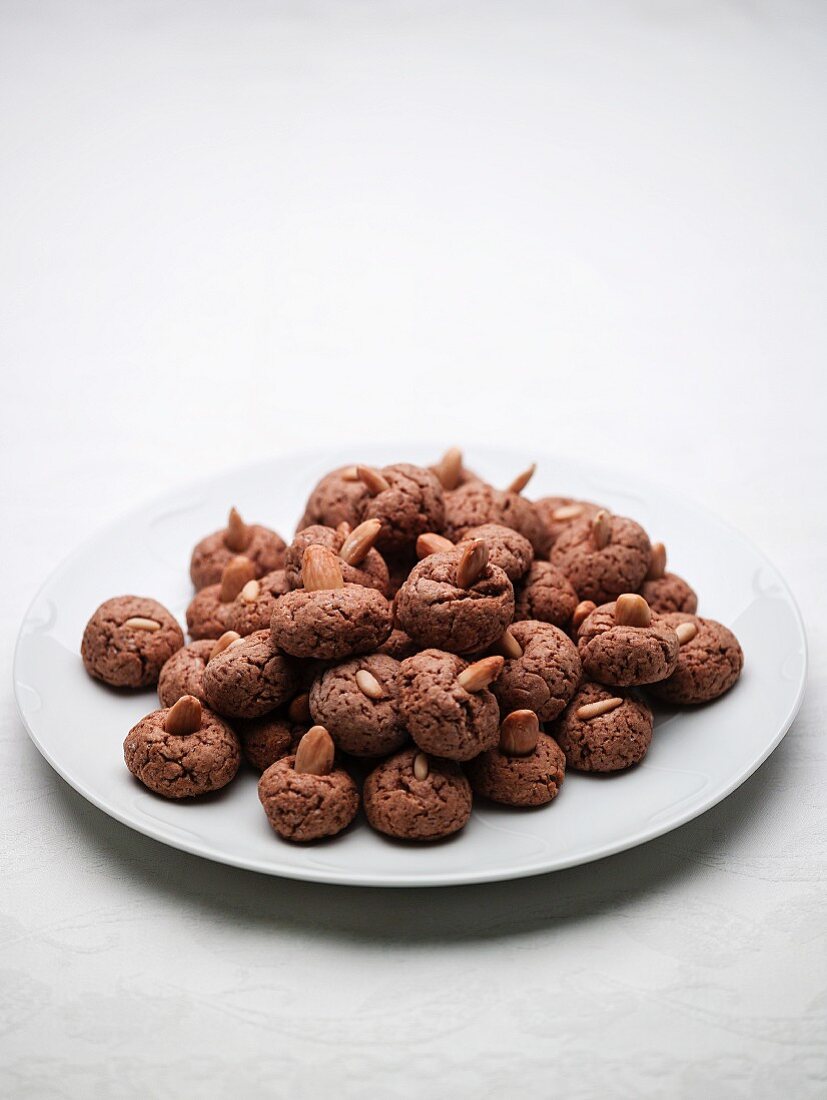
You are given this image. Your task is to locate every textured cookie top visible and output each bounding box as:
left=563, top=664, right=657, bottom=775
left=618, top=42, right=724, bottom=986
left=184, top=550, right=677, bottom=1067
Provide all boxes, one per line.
left=553, top=682, right=653, bottom=772
left=270, top=584, right=393, bottom=660
left=190, top=522, right=286, bottom=591
left=652, top=613, right=743, bottom=704
left=158, top=639, right=215, bottom=707
left=534, top=497, right=603, bottom=549
left=203, top=629, right=298, bottom=718
left=362, top=747, right=472, bottom=840
left=123, top=704, right=240, bottom=798
left=309, top=654, right=408, bottom=757
left=81, top=595, right=184, bottom=689
left=226, top=569, right=291, bottom=636
left=296, top=466, right=371, bottom=532
left=185, top=583, right=235, bottom=640
left=492, top=620, right=581, bottom=722
left=357, top=463, right=445, bottom=554
left=467, top=732, right=566, bottom=807
left=514, top=561, right=579, bottom=629
left=639, top=572, right=698, bottom=616
left=237, top=714, right=306, bottom=772
left=577, top=602, right=679, bottom=687
left=284, top=525, right=389, bottom=594
left=551, top=513, right=652, bottom=603
left=459, top=523, right=534, bottom=582
left=258, top=755, right=359, bottom=842
left=444, top=482, right=546, bottom=554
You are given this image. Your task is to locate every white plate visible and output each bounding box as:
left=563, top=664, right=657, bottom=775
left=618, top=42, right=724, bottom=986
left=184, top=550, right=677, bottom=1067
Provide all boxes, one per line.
left=13, top=445, right=807, bottom=887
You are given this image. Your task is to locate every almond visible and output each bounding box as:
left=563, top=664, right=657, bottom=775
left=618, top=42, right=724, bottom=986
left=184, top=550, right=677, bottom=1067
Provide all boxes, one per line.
left=122, top=617, right=161, bottom=632
left=576, top=697, right=624, bottom=721
left=294, top=725, right=335, bottom=776
left=571, top=600, right=597, bottom=631
left=240, top=579, right=260, bottom=602
left=336, top=521, right=352, bottom=537
left=413, top=752, right=430, bottom=780
left=551, top=503, right=584, bottom=521
left=433, top=447, right=463, bottom=491
left=646, top=542, right=667, bottom=581
left=355, top=668, right=385, bottom=700
left=220, top=555, right=256, bottom=602
left=506, top=463, right=536, bottom=495
left=287, top=692, right=311, bottom=723
left=339, top=466, right=360, bottom=482
left=492, top=628, right=523, bottom=660
left=416, top=532, right=454, bottom=558
left=302, top=545, right=345, bottom=591
left=340, top=518, right=382, bottom=566
left=500, top=709, right=539, bottom=755
left=614, top=593, right=652, bottom=627
left=675, top=621, right=698, bottom=645
left=457, top=655, right=504, bottom=692
left=209, top=631, right=242, bottom=660
left=225, top=506, right=251, bottom=552
left=456, top=538, right=488, bottom=588
left=357, top=465, right=391, bottom=495
left=164, top=694, right=202, bottom=735
left=592, top=510, right=612, bottom=550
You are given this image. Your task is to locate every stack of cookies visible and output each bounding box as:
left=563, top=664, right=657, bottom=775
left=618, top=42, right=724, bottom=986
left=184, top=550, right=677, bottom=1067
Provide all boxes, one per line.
left=80, top=451, right=744, bottom=844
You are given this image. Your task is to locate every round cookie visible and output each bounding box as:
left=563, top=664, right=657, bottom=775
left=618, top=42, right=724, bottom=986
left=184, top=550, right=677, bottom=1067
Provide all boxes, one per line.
left=186, top=556, right=256, bottom=640
left=458, top=523, right=534, bottom=583
left=467, top=710, right=566, bottom=807
left=203, top=629, right=298, bottom=719
left=376, top=627, right=419, bottom=660
left=398, top=650, right=502, bottom=761
left=514, top=561, right=579, bottom=628
left=309, top=654, right=408, bottom=757
left=394, top=541, right=515, bottom=655
left=157, top=639, right=215, bottom=707
left=296, top=465, right=371, bottom=532
left=270, top=547, right=393, bottom=660
left=238, top=712, right=307, bottom=771
left=284, top=522, right=389, bottom=594
left=190, top=507, right=286, bottom=590
left=444, top=479, right=547, bottom=555
left=258, top=726, right=359, bottom=842
left=124, top=695, right=240, bottom=798
left=554, top=683, right=653, bottom=772
left=363, top=748, right=472, bottom=841
left=651, top=613, right=743, bottom=704
left=576, top=595, right=679, bottom=687
left=226, top=569, right=291, bottom=636
left=355, top=463, right=445, bottom=554
left=638, top=542, right=698, bottom=615
left=534, top=497, right=604, bottom=550
left=491, top=620, right=581, bottom=722
left=81, top=596, right=184, bottom=689
left=551, top=510, right=652, bottom=603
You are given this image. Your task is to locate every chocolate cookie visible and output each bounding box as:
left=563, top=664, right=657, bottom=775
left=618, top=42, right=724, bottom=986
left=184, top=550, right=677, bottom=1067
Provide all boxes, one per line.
left=225, top=569, right=291, bottom=636
left=284, top=521, right=389, bottom=594
left=81, top=596, right=184, bottom=689
left=124, top=695, right=240, bottom=798
left=186, top=556, right=256, bottom=640
left=363, top=747, right=472, bottom=841
left=309, top=654, right=408, bottom=757
left=491, top=620, right=581, bottom=722
left=443, top=475, right=547, bottom=555
left=534, top=497, right=603, bottom=549
left=577, top=595, right=679, bottom=687
left=355, top=463, right=445, bottom=554
left=394, top=541, right=515, bottom=655
left=514, top=561, right=579, bottom=628
left=398, top=650, right=502, bottom=761
left=638, top=542, right=698, bottom=615
left=553, top=683, right=653, bottom=772
left=467, top=710, right=566, bottom=806
left=296, top=465, right=371, bottom=532
left=157, top=639, right=214, bottom=707
left=651, top=613, right=743, bottom=704
left=238, top=710, right=307, bottom=771
left=202, top=629, right=298, bottom=718
left=458, top=523, right=534, bottom=583
left=270, top=547, right=393, bottom=660
left=258, top=726, right=359, bottom=842
left=190, top=507, right=286, bottom=590
left=551, top=510, right=652, bottom=603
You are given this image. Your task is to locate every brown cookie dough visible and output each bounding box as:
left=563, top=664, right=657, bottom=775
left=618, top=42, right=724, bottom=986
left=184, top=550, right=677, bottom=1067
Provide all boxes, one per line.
left=491, top=619, right=581, bottom=722
left=356, top=463, right=445, bottom=554
left=237, top=713, right=306, bottom=771
left=81, top=596, right=184, bottom=689
left=270, top=547, right=393, bottom=660
left=376, top=627, right=419, bottom=660
left=190, top=507, right=286, bottom=590
left=124, top=695, right=240, bottom=798
left=202, top=629, right=298, bottom=718
left=186, top=556, right=256, bottom=640
left=296, top=465, right=371, bottom=532
left=467, top=710, right=566, bottom=806
left=284, top=523, right=389, bottom=594
left=638, top=542, right=698, bottom=615
left=394, top=542, right=515, bottom=655
left=651, top=613, right=743, bottom=704
left=514, top=561, right=579, bottom=628
left=551, top=510, right=652, bottom=603
left=363, top=748, right=472, bottom=841
left=398, top=650, right=502, bottom=761
left=553, top=683, right=653, bottom=772
left=443, top=481, right=547, bottom=555
left=309, top=654, right=408, bottom=757
left=577, top=595, right=679, bottom=687
left=157, top=639, right=215, bottom=707
left=225, top=569, right=291, bottom=636
left=534, top=497, right=603, bottom=549
left=458, top=523, right=534, bottom=582
left=258, top=727, right=359, bottom=842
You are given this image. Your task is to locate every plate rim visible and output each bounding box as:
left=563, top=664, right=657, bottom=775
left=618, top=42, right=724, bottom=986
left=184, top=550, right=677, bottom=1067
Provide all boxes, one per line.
left=13, top=443, right=809, bottom=887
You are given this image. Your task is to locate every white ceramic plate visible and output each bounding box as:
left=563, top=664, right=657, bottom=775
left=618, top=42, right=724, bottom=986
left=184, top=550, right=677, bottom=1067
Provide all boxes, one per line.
left=14, top=445, right=807, bottom=887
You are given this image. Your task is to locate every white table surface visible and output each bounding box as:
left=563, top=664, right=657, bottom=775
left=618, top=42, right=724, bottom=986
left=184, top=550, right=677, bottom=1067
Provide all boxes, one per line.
left=1, top=2, right=825, bottom=1096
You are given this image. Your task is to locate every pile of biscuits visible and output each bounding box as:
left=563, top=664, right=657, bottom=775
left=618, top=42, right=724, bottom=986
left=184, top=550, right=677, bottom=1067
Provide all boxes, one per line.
left=80, top=451, right=744, bottom=844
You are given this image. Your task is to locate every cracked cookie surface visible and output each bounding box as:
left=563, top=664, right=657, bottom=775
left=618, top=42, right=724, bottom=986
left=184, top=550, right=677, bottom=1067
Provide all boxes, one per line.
left=124, top=705, right=240, bottom=797
left=284, top=525, right=389, bottom=594
left=639, top=572, right=698, bottom=615
left=270, top=584, right=393, bottom=660
left=309, top=654, right=408, bottom=757
left=258, top=756, right=359, bottom=841
left=363, top=747, right=472, bottom=840
left=467, top=732, right=566, bottom=806
left=514, top=561, right=579, bottom=629
left=81, top=596, right=184, bottom=689
left=492, top=620, right=581, bottom=722
left=651, top=613, right=743, bottom=704
left=226, top=569, right=291, bottom=636
left=357, top=463, right=445, bottom=554
left=158, top=639, right=214, bottom=707
left=203, top=629, right=298, bottom=718
left=190, top=523, right=286, bottom=591
left=551, top=514, right=651, bottom=603
left=554, top=682, right=653, bottom=772
left=577, top=602, right=679, bottom=686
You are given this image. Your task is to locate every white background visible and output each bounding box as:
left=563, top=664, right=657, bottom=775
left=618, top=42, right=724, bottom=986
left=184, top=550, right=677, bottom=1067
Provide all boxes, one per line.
left=1, top=2, right=825, bottom=1096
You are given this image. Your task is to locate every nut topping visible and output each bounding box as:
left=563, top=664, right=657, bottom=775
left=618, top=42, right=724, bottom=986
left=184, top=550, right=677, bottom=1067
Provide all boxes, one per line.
left=571, top=600, right=597, bottom=631
left=164, top=694, right=202, bottom=735
left=552, top=503, right=584, bottom=521
left=576, top=697, right=624, bottom=721
left=500, top=709, right=540, bottom=756
left=339, top=466, right=360, bottom=482
left=355, top=668, right=385, bottom=700
left=675, top=621, right=698, bottom=645
left=302, top=545, right=345, bottom=591
left=294, top=725, right=335, bottom=776
left=209, top=631, right=242, bottom=660
left=416, top=531, right=455, bottom=558
left=240, top=579, right=261, bottom=602
left=592, top=510, right=612, bottom=550
left=225, top=506, right=251, bottom=552
left=457, top=655, right=505, bottom=692
left=506, top=463, right=536, bottom=495
left=340, top=518, right=383, bottom=566
left=413, top=752, right=430, bottom=780
left=614, top=594, right=652, bottom=628
left=122, top=617, right=161, bottom=632
left=646, top=542, right=667, bottom=581
left=356, top=465, right=391, bottom=496
left=433, top=447, right=463, bottom=491
left=219, top=556, right=256, bottom=602
left=456, top=538, right=488, bottom=588
left=287, top=692, right=312, bottom=723
left=493, top=628, right=523, bottom=660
